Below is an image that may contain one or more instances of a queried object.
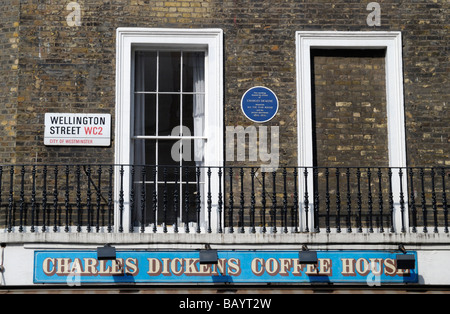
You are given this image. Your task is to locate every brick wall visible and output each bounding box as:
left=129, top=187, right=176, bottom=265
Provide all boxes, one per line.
left=0, top=0, right=20, bottom=164
left=16, top=1, right=116, bottom=164
left=312, top=49, right=388, bottom=168
left=0, top=0, right=448, bottom=166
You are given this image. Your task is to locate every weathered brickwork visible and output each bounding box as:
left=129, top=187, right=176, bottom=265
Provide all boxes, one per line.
left=0, top=0, right=448, bottom=167
left=313, top=49, right=388, bottom=168
left=0, top=0, right=20, bottom=164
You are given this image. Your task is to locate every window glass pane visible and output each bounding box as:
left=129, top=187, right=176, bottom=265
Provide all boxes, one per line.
left=135, top=51, right=157, bottom=92
left=182, top=94, right=194, bottom=133
left=158, top=94, right=180, bottom=136
left=133, top=139, right=156, bottom=166
left=134, top=94, right=156, bottom=136
left=183, top=94, right=205, bottom=137
left=183, top=52, right=205, bottom=92
left=144, top=140, right=157, bottom=166
left=158, top=140, right=180, bottom=167
left=159, top=51, right=181, bottom=92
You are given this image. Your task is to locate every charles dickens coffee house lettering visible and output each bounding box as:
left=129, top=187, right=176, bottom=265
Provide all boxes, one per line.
left=34, top=251, right=418, bottom=284
left=44, top=113, right=111, bottom=146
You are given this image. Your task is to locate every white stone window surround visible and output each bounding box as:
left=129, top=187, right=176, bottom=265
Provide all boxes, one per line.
left=115, top=28, right=224, bottom=232
left=295, top=31, right=408, bottom=232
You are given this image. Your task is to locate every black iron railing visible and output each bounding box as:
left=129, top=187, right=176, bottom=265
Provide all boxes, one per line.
left=0, top=165, right=448, bottom=234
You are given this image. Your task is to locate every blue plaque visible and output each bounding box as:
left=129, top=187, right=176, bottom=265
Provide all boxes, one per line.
left=241, top=86, right=279, bottom=123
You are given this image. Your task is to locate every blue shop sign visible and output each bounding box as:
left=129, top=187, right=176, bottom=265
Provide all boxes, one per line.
left=241, top=86, right=279, bottom=123
left=34, top=250, right=418, bottom=284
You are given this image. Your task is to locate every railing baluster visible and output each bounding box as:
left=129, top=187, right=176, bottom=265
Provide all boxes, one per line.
left=377, top=168, right=384, bottom=233
left=441, top=168, right=448, bottom=233
left=367, top=168, right=373, bottom=233
left=86, top=165, right=91, bottom=233
left=140, top=166, right=146, bottom=233
left=346, top=168, right=352, bottom=233
left=173, top=167, right=179, bottom=234
left=196, top=167, right=201, bottom=234
left=271, top=170, right=277, bottom=234
left=239, top=167, right=245, bottom=233
left=8, top=166, right=14, bottom=233
left=228, top=167, right=234, bottom=234
left=218, top=167, right=223, bottom=234
left=129, top=165, right=134, bottom=233
left=388, top=168, right=394, bottom=233
left=431, top=168, right=439, bottom=233
left=53, top=166, right=59, bottom=232
left=250, top=168, right=256, bottom=234
left=293, top=168, right=299, bottom=233
left=356, top=168, right=362, bottom=233
left=19, top=166, right=25, bottom=233
left=207, top=167, right=212, bottom=234
left=119, top=165, right=124, bottom=233
left=431, top=168, right=438, bottom=233
left=283, top=167, right=288, bottom=234
left=420, top=168, right=428, bottom=233
left=0, top=166, right=2, bottom=230
left=303, top=168, right=309, bottom=233
left=42, top=165, right=48, bottom=232
left=313, top=168, right=320, bottom=233
left=261, top=171, right=266, bottom=234
left=325, top=167, right=330, bottom=233
left=399, top=168, right=406, bottom=233
left=96, top=166, right=102, bottom=233
left=336, top=168, right=341, bottom=233
left=184, top=167, right=190, bottom=234
left=163, top=167, right=168, bottom=234
left=31, top=166, right=36, bottom=233
left=409, top=167, right=417, bottom=233
left=107, top=165, right=113, bottom=233
left=65, top=165, right=70, bottom=233
left=76, top=165, right=81, bottom=232
left=152, top=166, right=157, bottom=233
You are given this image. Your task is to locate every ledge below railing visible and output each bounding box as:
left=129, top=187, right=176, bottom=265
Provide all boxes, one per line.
left=2, top=232, right=450, bottom=250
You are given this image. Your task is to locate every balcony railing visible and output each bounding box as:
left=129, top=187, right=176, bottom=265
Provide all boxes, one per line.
left=0, top=164, right=448, bottom=235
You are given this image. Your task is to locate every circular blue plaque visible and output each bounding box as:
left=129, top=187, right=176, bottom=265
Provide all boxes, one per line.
left=241, top=86, right=279, bottom=123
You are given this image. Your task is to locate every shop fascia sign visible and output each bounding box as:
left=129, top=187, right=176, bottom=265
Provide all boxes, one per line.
left=34, top=250, right=418, bottom=284
left=44, top=113, right=111, bottom=147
